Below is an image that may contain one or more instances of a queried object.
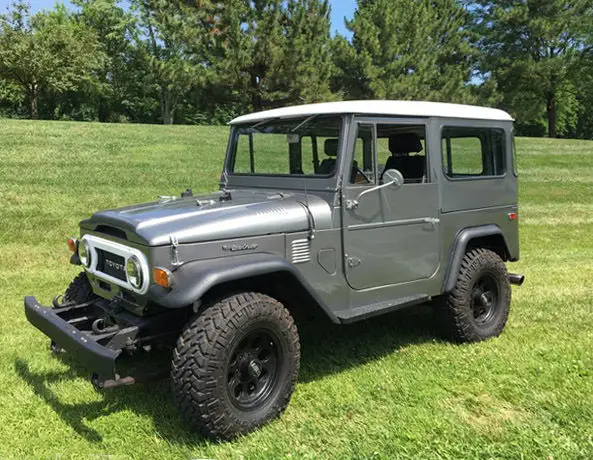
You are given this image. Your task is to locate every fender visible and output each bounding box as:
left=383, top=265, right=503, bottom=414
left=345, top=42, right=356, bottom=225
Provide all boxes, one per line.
left=148, top=253, right=339, bottom=322
left=442, top=225, right=511, bottom=293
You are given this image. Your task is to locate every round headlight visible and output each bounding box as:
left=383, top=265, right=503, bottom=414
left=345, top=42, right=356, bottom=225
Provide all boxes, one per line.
left=78, top=240, right=91, bottom=267
left=126, top=255, right=143, bottom=289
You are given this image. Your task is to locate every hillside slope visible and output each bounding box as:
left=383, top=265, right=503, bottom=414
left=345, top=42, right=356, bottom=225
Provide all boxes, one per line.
left=1, top=119, right=592, bottom=459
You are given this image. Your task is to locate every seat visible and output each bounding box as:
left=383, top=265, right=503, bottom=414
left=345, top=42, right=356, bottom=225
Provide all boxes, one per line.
left=382, top=133, right=425, bottom=183
left=319, top=138, right=361, bottom=182
left=318, top=139, right=338, bottom=175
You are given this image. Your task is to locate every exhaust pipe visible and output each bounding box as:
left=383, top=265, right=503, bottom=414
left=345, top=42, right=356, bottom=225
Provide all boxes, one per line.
left=508, top=273, right=525, bottom=286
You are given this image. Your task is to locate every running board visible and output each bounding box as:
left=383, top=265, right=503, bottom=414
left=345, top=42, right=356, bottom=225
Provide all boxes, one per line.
left=335, top=294, right=430, bottom=324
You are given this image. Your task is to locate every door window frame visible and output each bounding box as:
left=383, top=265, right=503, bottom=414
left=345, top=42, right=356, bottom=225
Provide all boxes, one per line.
left=346, top=117, right=432, bottom=187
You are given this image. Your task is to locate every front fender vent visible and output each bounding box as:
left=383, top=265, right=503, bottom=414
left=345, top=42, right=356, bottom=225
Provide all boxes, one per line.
left=291, top=238, right=311, bottom=264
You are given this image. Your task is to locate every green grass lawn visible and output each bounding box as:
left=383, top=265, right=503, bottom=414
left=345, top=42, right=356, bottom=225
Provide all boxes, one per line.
left=1, top=119, right=592, bottom=459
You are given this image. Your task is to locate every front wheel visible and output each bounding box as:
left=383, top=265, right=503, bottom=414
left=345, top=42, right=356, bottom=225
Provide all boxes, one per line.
left=54, top=272, right=96, bottom=307
left=438, top=248, right=511, bottom=343
left=51, top=272, right=97, bottom=353
left=171, top=292, right=300, bottom=440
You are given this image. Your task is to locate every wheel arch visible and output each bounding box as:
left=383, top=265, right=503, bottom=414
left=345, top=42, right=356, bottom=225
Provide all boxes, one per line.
left=149, top=253, right=339, bottom=323
left=442, top=225, right=511, bottom=293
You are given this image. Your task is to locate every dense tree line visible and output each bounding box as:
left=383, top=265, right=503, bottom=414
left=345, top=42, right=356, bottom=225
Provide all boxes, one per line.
left=1, top=0, right=593, bottom=138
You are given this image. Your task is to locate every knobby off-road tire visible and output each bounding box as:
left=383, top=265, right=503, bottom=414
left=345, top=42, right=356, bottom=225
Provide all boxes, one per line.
left=439, top=248, right=511, bottom=343
left=171, top=292, right=300, bottom=440
left=63, top=272, right=96, bottom=304
left=51, top=272, right=97, bottom=354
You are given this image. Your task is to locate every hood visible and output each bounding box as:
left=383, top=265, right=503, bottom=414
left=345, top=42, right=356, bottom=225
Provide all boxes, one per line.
left=80, top=190, right=331, bottom=246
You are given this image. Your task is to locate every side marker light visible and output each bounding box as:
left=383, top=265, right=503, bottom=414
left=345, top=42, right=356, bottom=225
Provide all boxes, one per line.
left=153, top=267, right=173, bottom=288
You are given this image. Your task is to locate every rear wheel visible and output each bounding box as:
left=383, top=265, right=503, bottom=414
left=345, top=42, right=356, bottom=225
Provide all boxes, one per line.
left=171, top=292, right=300, bottom=440
left=439, top=248, right=511, bottom=343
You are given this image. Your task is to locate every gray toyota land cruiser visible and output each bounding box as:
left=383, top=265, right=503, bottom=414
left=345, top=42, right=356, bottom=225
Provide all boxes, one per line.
left=25, top=100, right=524, bottom=440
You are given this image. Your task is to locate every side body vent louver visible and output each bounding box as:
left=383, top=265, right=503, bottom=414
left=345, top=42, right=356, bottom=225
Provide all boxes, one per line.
left=291, top=238, right=311, bottom=264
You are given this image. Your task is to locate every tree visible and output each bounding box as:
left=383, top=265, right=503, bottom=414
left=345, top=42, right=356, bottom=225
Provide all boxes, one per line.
left=0, top=2, right=104, bottom=119
left=467, top=0, right=593, bottom=138
left=283, top=0, right=335, bottom=103
left=214, top=0, right=335, bottom=112
left=132, top=0, right=214, bottom=124
left=217, top=0, right=288, bottom=111
left=334, top=0, right=475, bottom=103
left=73, top=0, right=138, bottom=122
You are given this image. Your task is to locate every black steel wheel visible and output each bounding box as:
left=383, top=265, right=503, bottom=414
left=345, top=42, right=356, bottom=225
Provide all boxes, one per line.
left=226, top=329, right=280, bottom=411
left=171, top=292, right=300, bottom=440
left=471, top=274, right=500, bottom=325
left=438, top=248, right=511, bottom=343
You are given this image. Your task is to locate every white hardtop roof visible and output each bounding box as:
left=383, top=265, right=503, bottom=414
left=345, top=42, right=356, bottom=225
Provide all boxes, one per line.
left=230, top=100, right=513, bottom=125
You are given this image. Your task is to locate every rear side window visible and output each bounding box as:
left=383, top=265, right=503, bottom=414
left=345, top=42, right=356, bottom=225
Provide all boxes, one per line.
left=442, top=127, right=505, bottom=178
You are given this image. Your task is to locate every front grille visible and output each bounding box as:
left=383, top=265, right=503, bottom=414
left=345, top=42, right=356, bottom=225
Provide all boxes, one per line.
left=96, top=249, right=127, bottom=281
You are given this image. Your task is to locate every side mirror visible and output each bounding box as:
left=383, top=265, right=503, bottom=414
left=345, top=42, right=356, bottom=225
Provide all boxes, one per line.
left=382, top=168, right=404, bottom=189
left=346, top=168, right=405, bottom=210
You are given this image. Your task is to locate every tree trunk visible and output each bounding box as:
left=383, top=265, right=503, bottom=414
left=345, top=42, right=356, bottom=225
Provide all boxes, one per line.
left=29, top=86, right=39, bottom=120
left=98, top=100, right=109, bottom=123
left=547, top=93, right=557, bottom=138
left=161, top=87, right=175, bottom=125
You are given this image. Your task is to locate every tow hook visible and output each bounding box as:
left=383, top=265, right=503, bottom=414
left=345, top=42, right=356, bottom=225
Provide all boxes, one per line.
left=508, top=273, right=525, bottom=286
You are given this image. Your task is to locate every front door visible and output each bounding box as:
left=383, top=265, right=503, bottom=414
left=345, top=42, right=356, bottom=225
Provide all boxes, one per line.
left=342, top=120, right=440, bottom=290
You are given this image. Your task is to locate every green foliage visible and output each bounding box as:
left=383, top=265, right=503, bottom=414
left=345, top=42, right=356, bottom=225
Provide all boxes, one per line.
left=466, top=0, right=593, bottom=138
left=132, top=0, right=213, bottom=124
left=334, top=0, right=475, bottom=103
left=2, top=0, right=593, bottom=136
left=71, top=0, right=139, bottom=122
left=213, top=0, right=335, bottom=111
left=0, top=2, right=105, bottom=119
left=284, top=0, right=335, bottom=103
left=0, top=77, right=25, bottom=117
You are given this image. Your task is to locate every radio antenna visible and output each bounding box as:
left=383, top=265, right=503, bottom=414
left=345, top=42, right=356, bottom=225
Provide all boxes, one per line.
left=302, top=174, right=315, bottom=240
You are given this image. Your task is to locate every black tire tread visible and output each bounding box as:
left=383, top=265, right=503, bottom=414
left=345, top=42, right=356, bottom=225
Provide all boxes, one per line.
left=439, top=248, right=511, bottom=343
left=171, top=292, right=300, bottom=440
left=63, top=272, right=96, bottom=304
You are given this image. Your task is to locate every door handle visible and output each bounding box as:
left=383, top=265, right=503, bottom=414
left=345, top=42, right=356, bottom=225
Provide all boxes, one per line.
left=423, top=217, right=440, bottom=225
left=345, top=200, right=358, bottom=210
left=347, top=257, right=361, bottom=268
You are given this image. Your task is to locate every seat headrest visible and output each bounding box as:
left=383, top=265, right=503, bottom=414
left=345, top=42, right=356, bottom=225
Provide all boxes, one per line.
left=324, top=139, right=339, bottom=157
left=389, top=133, right=422, bottom=155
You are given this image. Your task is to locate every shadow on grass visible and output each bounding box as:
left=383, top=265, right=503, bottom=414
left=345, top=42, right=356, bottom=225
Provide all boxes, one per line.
left=14, top=356, right=208, bottom=446
left=14, top=303, right=439, bottom=444
left=298, top=303, right=439, bottom=382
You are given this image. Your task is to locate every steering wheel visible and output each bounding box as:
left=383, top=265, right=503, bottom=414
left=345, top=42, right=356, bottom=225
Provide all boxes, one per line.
left=353, top=166, right=373, bottom=184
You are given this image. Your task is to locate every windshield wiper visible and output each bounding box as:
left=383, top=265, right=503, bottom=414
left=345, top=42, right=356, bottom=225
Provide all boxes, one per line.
left=250, top=117, right=279, bottom=130
left=291, top=115, right=317, bottom=133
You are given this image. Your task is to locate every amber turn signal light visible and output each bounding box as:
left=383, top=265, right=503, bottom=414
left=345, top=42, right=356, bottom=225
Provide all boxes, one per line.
left=67, top=238, right=77, bottom=253
left=153, top=267, right=173, bottom=288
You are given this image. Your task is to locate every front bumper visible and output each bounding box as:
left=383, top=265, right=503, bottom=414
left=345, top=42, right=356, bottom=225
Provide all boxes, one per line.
left=24, top=296, right=129, bottom=380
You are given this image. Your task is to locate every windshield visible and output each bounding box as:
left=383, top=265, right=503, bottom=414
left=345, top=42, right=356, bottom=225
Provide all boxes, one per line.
left=229, top=116, right=343, bottom=177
